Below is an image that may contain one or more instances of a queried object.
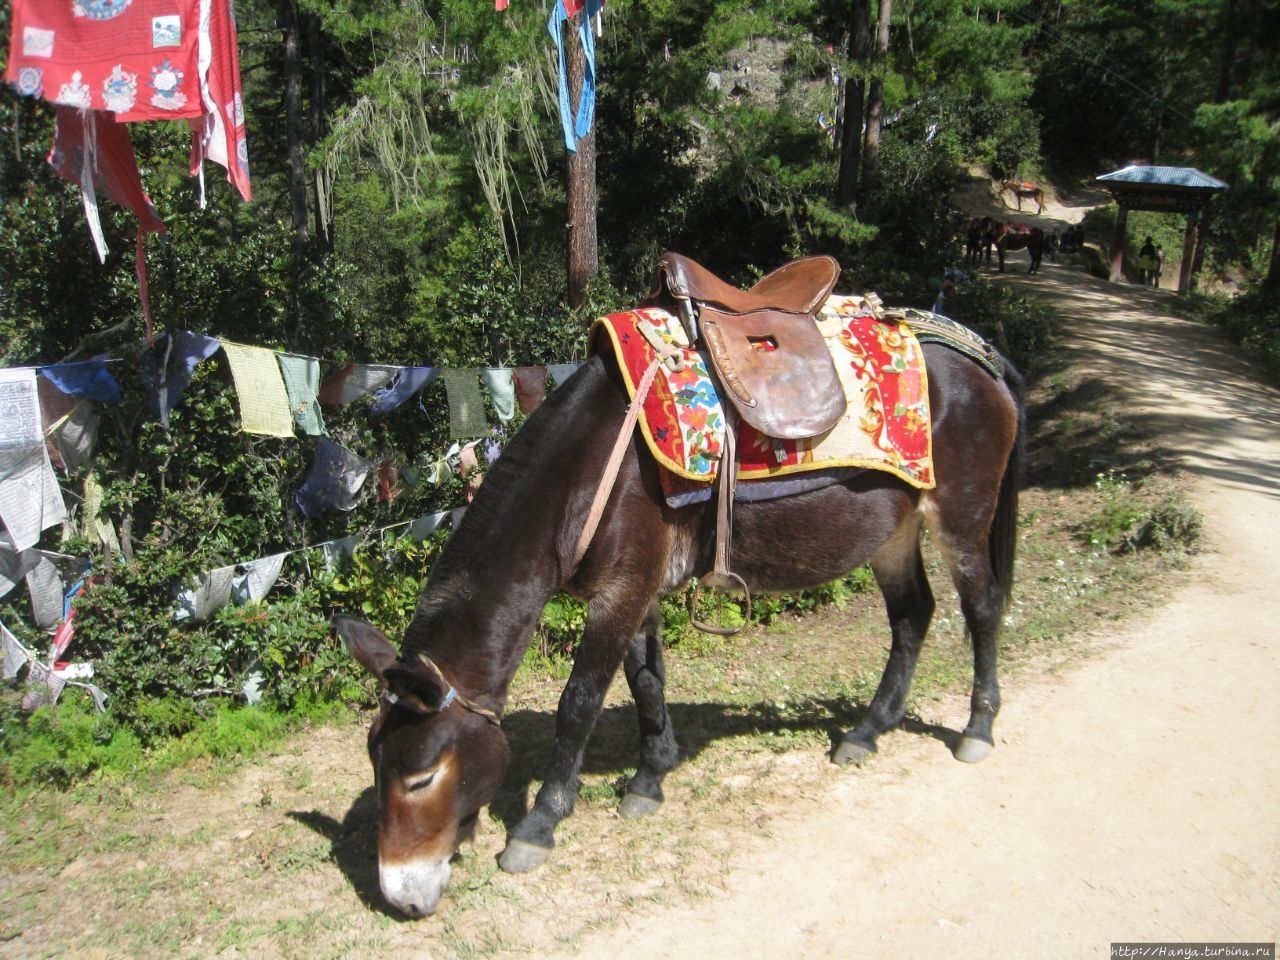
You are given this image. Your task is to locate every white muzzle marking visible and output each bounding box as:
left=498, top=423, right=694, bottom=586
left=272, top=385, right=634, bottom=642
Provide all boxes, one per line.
left=379, top=857, right=452, bottom=917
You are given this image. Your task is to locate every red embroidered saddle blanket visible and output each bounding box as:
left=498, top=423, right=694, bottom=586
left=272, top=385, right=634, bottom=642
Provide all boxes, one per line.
left=589, top=294, right=934, bottom=491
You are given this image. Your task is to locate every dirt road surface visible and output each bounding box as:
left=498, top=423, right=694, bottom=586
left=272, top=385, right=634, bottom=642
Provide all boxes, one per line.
left=558, top=266, right=1280, bottom=958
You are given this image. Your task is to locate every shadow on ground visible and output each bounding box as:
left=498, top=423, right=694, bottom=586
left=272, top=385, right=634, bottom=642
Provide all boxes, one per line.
left=291, top=695, right=961, bottom=916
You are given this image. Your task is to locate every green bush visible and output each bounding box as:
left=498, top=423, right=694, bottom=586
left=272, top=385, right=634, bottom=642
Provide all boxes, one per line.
left=1200, top=289, right=1280, bottom=381
left=943, top=277, right=1057, bottom=375
left=1080, top=471, right=1203, bottom=555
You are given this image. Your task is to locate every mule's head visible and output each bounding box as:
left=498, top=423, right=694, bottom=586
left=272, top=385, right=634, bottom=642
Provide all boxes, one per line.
left=335, top=615, right=510, bottom=918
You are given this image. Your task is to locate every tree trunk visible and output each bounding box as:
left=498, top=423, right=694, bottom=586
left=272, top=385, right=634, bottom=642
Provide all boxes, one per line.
left=564, top=16, right=598, bottom=310
left=279, top=0, right=308, bottom=331
left=837, top=0, right=871, bottom=209
left=861, top=0, right=892, bottom=194
left=1215, top=0, right=1237, bottom=103
left=280, top=0, right=308, bottom=257
left=306, top=12, right=333, bottom=255
left=1262, top=218, right=1280, bottom=292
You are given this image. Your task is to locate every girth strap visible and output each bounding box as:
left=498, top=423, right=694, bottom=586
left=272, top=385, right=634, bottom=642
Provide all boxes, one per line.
left=688, top=409, right=752, bottom=636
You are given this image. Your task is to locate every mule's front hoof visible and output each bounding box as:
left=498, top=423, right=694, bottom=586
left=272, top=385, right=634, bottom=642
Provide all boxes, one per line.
left=619, top=792, right=663, bottom=820
left=498, top=838, right=553, bottom=874
left=831, top=737, right=876, bottom=766
left=954, top=735, right=994, bottom=764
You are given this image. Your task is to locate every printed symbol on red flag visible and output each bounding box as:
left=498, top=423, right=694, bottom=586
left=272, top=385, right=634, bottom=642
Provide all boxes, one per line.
left=149, top=59, right=187, bottom=110
left=21, top=27, right=55, bottom=57
left=102, top=65, right=139, bottom=112
left=15, top=67, right=44, bottom=97
left=77, top=0, right=135, bottom=21
left=152, top=15, right=182, bottom=47
left=56, top=71, right=92, bottom=108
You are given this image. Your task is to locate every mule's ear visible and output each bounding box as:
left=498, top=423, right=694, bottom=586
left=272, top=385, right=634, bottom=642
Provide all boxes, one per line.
left=333, top=615, right=399, bottom=683
left=382, top=661, right=450, bottom=716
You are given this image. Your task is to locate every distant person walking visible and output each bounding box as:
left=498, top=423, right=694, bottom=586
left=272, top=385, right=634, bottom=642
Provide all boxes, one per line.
left=1137, top=236, right=1158, bottom=285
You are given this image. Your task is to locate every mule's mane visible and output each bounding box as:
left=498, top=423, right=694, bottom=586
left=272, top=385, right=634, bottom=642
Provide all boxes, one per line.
left=409, top=357, right=611, bottom=638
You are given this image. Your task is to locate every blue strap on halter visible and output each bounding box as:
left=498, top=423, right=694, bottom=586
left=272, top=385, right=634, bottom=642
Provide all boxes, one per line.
left=438, top=686, right=458, bottom=711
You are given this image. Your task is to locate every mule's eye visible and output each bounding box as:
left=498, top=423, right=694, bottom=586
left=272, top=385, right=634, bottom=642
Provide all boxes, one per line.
left=404, top=771, right=437, bottom=792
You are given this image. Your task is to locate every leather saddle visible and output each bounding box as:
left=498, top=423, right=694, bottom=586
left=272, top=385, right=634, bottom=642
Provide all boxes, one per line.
left=640, top=251, right=844, bottom=635
left=644, top=251, right=844, bottom=440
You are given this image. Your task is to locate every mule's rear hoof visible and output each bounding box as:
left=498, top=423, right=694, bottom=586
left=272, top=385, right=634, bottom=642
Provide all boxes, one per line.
left=954, top=736, right=994, bottom=764
left=619, top=792, right=663, bottom=820
left=831, top=737, right=876, bottom=766
left=498, top=838, right=552, bottom=874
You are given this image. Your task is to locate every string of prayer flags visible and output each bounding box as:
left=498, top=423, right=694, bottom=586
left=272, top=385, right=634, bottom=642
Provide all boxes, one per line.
left=295, top=437, right=374, bottom=518
left=369, top=367, right=439, bottom=413
left=376, top=461, right=402, bottom=503
left=173, top=564, right=237, bottom=622
left=1, top=621, right=28, bottom=680
left=407, top=510, right=450, bottom=542
left=38, top=377, right=100, bottom=473
left=321, top=534, right=359, bottom=572
left=0, top=368, right=67, bottom=552
left=440, top=369, right=489, bottom=439
left=39, top=360, right=122, bottom=405
left=220, top=340, right=295, bottom=437
left=229, top=552, right=288, bottom=605
left=318, top=363, right=398, bottom=406
left=83, top=474, right=122, bottom=553
left=275, top=353, right=327, bottom=436
left=481, top=369, right=517, bottom=422
left=514, top=366, right=548, bottom=413
left=458, top=441, right=483, bottom=501
left=548, top=362, right=582, bottom=386
left=141, top=331, right=221, bottom=428
left=23, top=552, right=88, bottom=631
left=0, top=547, right=41, bottom=601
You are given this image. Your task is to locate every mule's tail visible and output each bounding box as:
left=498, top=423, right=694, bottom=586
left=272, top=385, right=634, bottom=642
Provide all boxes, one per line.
left=991, top=359, right=1027, bottom=611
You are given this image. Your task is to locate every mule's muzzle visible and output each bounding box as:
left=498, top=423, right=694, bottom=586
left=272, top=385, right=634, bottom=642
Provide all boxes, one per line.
left=380, top=858, right=452, bottom=918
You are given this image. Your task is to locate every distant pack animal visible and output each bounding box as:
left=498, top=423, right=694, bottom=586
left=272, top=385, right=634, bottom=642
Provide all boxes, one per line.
left=992, top=221, right=1046, bottom=274
left=1001, top=179, right=1045, bottom=215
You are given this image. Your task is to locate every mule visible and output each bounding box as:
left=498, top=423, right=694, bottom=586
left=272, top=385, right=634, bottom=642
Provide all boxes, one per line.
left=1001, top=179, right=1045, bottom=214
left=993, top=221, right=1045, bottom=274
left=964, top=216, right=994, bottom=265
left=336, top=326, right=1025, bottom=917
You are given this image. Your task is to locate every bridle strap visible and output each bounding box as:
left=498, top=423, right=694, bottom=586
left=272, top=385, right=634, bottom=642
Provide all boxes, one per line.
left=411, top=652, right=502, bottom=726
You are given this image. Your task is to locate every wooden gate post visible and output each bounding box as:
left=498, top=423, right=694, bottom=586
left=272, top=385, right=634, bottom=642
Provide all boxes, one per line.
left=1108, top=206, right=1130, bottom=283
left=1177, top=211, right=1200, bottom=294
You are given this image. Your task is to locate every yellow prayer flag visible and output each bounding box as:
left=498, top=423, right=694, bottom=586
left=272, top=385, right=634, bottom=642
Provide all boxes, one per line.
left=220, top=341, right=295, bottom=438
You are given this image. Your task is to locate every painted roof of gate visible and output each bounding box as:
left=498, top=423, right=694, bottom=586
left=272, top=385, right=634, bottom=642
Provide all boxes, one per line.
left=1096, top=165, right=1228, bottom=190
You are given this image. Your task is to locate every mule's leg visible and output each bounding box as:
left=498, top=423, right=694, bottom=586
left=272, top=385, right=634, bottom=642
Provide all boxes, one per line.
left=499, top=593, right=652, bottom=874
left=832, top=522, right=934, bottom=765
left=948, top=560, right=1005, bottom=763
left=927, top=525, right=1007, bottom=763
left=618, top=599, right=679, bottom=819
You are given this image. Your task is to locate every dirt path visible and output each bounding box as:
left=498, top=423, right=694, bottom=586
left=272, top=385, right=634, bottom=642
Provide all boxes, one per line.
left=556, top=267, right=1280, bottom=958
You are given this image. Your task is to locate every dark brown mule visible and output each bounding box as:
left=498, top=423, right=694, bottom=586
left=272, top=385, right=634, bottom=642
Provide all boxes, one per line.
left=993, top=221, right=1046, bottom=274
left=336, top=333, right=1025, bottom=917
left=1001, top=178, right=1045, bottom=214
left=965, top=216, right=995, bottom=264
